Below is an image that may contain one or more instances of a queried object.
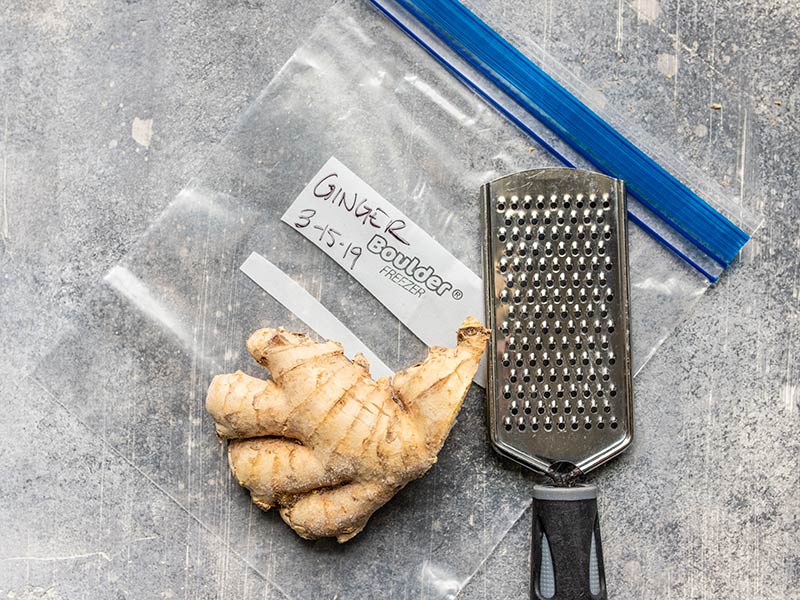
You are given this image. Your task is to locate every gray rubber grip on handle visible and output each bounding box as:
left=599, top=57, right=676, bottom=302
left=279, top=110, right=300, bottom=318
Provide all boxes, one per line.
left=531, top=484, right=606, bottom=600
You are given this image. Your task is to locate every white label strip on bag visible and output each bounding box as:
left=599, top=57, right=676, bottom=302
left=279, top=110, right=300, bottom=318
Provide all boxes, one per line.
left=281, top=156, right=486, bottom=387
left=240, top=252, right=393, bottom=380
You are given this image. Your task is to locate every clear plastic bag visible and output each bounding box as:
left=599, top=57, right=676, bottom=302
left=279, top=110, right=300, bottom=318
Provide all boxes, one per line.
left=30, top=0, right=760, bottom=597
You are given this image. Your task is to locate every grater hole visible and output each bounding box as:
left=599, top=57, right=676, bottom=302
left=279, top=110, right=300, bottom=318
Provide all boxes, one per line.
left=610, top=421, right=618, bottom=430
left=523, top=195, right=532, bottom=209
left=510, top=196, right=519, bottom=210
left=496, top=197, right=506, bottom=211
left=544, top=422, right=552, bottom=431
left=610, top=388, right=617, bottom=397
left=550, top=195, right=558, bottom=209
left=518, top=423, right=526, bottom=431
left=571, top=422, right=579, bottom=431
left=584, top=422, right=592, bottom=430
left=604, top=405, right=611, bottom=413
left=591, top=405, right=598, bottom=413
left=558, top=422, right=566, bottom=431
left=504, top=422, right=512, bottom=431
left=597, top=421, right=605, bottom=429
left=531, top=422, right=539, bottom=431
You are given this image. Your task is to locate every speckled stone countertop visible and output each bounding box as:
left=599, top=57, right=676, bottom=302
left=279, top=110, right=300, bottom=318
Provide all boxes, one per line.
left=1, top=1, right=797, bottom=598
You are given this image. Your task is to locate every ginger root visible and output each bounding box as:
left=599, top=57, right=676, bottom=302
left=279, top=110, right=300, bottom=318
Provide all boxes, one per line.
left=206, top=317, right=488, bottom=542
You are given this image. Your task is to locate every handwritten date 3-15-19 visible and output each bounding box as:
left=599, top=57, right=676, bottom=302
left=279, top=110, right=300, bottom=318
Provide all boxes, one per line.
left=294, top=208, right=362, bottom=270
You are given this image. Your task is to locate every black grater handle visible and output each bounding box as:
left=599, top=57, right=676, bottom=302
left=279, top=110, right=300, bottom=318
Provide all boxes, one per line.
left=530, top=484, right=607, bottom=600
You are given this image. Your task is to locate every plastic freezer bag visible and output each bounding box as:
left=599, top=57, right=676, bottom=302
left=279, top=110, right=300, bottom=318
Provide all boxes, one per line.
left=31, top=0, right=758, bottom=598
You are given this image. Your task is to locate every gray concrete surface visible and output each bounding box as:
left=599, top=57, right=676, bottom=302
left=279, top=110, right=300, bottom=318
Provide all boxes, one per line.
left=1, top=0, right=797, bottom=599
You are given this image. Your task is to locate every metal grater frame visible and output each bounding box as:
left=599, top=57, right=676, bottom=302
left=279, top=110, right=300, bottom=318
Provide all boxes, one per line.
left=482, top=168, right=633, bottom=479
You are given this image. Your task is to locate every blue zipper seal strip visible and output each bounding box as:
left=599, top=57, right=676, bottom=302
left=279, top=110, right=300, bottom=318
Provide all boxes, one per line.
left=370, top=0, right=749, bottom=276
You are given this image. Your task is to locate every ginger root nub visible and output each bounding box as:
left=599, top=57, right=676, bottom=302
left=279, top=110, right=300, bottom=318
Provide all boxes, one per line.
left=206, top=317, right=489, bottom=542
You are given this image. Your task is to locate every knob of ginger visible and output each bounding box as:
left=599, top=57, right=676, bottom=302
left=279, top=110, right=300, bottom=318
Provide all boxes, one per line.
left=206, top=317, right=488, bottom=542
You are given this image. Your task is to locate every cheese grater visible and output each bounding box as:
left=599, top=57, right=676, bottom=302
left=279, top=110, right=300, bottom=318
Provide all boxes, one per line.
left=482, top=168, right=633, bottom=600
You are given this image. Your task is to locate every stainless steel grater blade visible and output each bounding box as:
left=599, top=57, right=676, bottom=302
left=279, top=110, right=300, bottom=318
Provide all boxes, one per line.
left=482, top=168, right=633, bottom=480
left=482, top=168, right=635, bottom=600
